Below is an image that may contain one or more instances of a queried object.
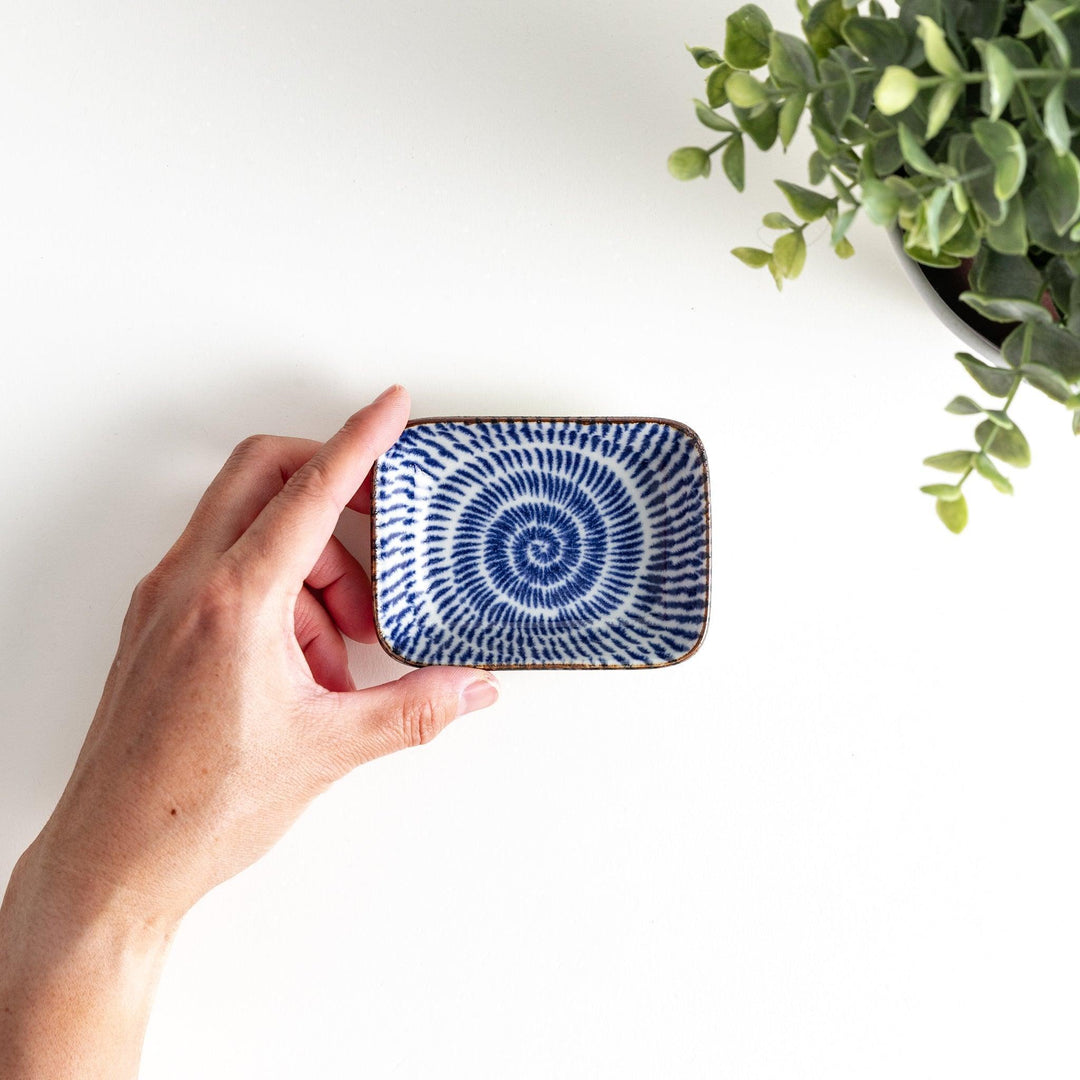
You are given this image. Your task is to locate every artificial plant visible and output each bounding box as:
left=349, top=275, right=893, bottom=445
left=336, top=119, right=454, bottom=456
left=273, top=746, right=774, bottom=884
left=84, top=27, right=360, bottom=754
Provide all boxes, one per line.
left=670, top=0, right=1080, bottom=531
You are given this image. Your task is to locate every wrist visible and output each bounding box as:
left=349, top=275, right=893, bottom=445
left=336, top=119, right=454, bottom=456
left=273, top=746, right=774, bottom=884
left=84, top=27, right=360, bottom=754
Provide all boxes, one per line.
left=0, top=840, right=178, bottom=1080
left=1, top=833, right=179, bottom=964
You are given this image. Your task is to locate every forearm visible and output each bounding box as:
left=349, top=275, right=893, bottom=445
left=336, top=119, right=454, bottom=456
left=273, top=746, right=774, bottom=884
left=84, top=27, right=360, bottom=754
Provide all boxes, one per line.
left=0, top=840, right=176, bottom=1080
left=0, top=388, right=498, bottom=1076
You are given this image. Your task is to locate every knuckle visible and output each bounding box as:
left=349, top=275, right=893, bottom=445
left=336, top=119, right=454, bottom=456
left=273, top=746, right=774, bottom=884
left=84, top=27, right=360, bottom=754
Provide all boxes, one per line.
left=128, top=573, right=155, bottom=613
left=288, top=455, right=336, bottom=502
left=229, top=433, right=273, bottom=464
left=189, top=582, right=239, bottom=639
left=201, top=555, right=253, bottom=610
left=181, top=558, right=257, bottom=637
left=123, top=557, right=181, bottom=634
left=399, top=698, right=443, bottom=749
left=129, top=561, right=170, bottom=611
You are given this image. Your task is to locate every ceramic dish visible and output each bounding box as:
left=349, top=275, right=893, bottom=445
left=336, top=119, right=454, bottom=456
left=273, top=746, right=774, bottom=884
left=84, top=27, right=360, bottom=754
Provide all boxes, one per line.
left=371, top=417, right=710, bottom=670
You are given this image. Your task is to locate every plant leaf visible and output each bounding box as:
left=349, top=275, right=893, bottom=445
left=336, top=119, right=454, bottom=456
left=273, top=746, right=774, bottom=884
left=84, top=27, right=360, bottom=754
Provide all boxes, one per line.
left=904, top=243, right=962, bottom=269
left=926, top=79, right=964, bottom=139
left=983, top=409, right=1014, bottom=429
left=925, top=185, right=953, bottom=254
left=1065, top=12, right=1080, bottom=112
left=1037, top=146, right=1080, bottom=235
left=985, top=196, right=1029, bottom=256
left=1025, top=186, right=1080, bottom=253
left=861, top=177, right=901, bottom=226
left=1045, top=255, right=1076, bottom=314
left=962, top=135, right=1006, bottom=225
left=724, top=3, right=774, bottom=70
left=687, top=45, right=724, bottom=68
left=733, top=101, right=779, bottom=149
left=1070, top=275, right=1080, bottom=322
left=1020, top=2, right=1071, bottom=65
left=667, top=147, right=711, bottom=181
left=775, top=179, right=834, bottom=221
left=972, top=118, right=1027, bottom=200
left=1019, top=362, right=1074, bottom=402
left=1045, top=81, right=1072, bottom=156
left=945, top=395, right=982, bottom=415
left=968, top=250, right=1043, bottom=301
left=898, top=123, right=946, bottom=177
left=731, top=246, right=772, bottom=268
left=693, top=100, right=738, bottom=133
left=916, top=15, right=963, bottom=76
left=772, top=230, right=807, bottom=279
left=978, top=40, right=1017, bottom=120
left=1002, top=320, right=1080, bottom=379
left=959, top=292, right=1054, bottom=323
left=974, top=453, right=1014, bottom=493
left=722, top=136, right=746, bottom=190
left=768, top=31, right=818, bottom=89
left=841, top=16, right=909, bottom=65
left=942, top=214, right=981, bottom=257
left=967, top=3, right=1009, bottom=38
left=763, top=211, right=799, bottom=229
left=819, top=56, right=856, bottom=131
left=726, top=71, right=769, bottom=108
left=921, top=482, right=963, bottom=500
left=976, top=418, right=1031, bottom=467
left=706, top=63, right=734, bottom=108
left=936, top=493, right=969, bottom=533
left=874, top=65, right=921, bottom=115
left=831, top=207, right=857, bottom=245
left=779, top=92, right=808, bottom=148
left=803, top=0, right=853, bottom=58
left=923, top=450, right=976, bottom=473
left=956, top=352, right=1016, bottom=397
left=811, top=122, right=840, bottom=158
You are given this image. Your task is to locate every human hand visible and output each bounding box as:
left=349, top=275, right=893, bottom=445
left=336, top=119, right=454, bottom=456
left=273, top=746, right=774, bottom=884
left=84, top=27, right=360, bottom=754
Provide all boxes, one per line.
left=0, top=385, right=499, bottom=1078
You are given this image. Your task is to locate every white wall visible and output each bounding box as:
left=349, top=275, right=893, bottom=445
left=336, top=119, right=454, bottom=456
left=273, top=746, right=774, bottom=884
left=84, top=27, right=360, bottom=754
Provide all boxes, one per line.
left=2, top=2, right=1078, bottom=1076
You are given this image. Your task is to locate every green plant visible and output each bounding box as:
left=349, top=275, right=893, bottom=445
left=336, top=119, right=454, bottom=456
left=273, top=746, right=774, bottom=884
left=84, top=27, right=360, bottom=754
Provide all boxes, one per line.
left=670, top=0, right=1080, bottom=532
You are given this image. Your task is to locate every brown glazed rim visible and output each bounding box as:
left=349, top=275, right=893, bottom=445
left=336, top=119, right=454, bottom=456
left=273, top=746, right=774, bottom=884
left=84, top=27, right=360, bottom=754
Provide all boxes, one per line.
left=369, top=416, right=712, bottom=671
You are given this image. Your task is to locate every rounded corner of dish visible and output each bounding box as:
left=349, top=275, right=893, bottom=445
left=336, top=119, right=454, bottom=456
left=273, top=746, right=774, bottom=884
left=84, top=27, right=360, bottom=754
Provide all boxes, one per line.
left=371, top=623, right=429, bottom=670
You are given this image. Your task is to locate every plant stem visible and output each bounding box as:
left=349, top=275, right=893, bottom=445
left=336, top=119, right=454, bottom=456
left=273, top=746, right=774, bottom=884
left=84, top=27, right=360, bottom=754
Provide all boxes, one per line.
left=919, top=67, right=1080, bottom=90
left=828, top=166, right=858, bottom=196
left=1016, top=80, right=1047, bottom=138
left=955, top=324, right=1029, bottom=490
left=750, top=64, right=1080, bottom=109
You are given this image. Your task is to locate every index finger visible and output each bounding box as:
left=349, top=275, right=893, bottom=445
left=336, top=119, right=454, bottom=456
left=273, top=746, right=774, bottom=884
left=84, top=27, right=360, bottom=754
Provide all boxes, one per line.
left=231, top=384, right=410, bottom=588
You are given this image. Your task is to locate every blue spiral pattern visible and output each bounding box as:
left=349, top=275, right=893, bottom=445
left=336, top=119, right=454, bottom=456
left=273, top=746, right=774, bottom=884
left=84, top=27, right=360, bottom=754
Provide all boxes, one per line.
left=373, top=419, right=709, bottom=668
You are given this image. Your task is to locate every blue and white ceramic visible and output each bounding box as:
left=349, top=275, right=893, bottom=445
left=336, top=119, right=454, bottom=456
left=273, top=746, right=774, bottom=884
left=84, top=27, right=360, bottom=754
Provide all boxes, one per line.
left=372, top=418, right=710, bottom=669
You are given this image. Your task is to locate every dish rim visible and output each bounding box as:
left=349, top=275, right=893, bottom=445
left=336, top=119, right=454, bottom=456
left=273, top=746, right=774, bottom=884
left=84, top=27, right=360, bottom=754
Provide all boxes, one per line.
left=369, top=415, right=711, bottom=671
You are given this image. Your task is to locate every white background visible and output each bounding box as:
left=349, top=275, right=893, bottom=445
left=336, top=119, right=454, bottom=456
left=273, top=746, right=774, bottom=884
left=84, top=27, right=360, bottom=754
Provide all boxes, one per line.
left=2, top=1, right=1079, bottom=1077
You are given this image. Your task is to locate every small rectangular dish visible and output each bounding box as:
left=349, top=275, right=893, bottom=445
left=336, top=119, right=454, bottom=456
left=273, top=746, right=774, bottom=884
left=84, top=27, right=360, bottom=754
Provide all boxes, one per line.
left=371, top=417, right=710, bottom=670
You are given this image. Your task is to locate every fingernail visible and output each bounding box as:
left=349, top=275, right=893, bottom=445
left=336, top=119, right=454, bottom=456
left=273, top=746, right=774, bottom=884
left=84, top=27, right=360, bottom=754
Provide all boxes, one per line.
left=374, top=384, right=404, bottom=403
left=459, top=676, right=499, bottom=716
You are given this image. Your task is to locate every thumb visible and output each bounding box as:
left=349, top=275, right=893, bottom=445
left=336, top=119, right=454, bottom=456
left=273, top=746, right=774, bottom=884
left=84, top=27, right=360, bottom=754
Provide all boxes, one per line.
left=324, top=666, right=500, bottom=771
